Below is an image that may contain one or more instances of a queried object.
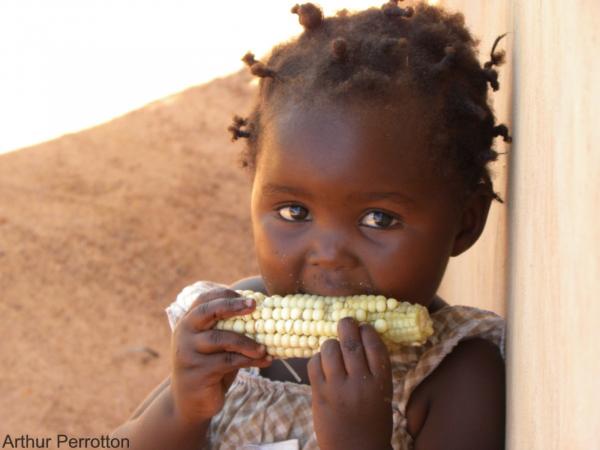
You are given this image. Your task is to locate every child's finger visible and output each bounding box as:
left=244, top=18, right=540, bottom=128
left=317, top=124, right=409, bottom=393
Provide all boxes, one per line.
left=185, top=296, right=255, bottom=331
left=194, top=329, right=267, bottom=359
left=319, top=338, right=347, bottom=380
left=337, top=317, right=370, bottom=377
left=307, top=353, right=325, bottom=384
left=359, top=324, right=391, bottom=379
left=188, top=287, right=241, bottom=309
left=201, top=351, right=273, bottom=378
left=182, top=286, right=243, bottom=324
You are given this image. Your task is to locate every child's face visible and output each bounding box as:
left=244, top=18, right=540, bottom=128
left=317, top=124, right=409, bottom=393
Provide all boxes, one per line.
left=250, top=101, right=468, bottom=307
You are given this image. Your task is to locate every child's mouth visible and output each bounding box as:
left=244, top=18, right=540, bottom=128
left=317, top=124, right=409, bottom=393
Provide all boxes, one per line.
left=297, top=272, right=376, bottom=297
left=298, top=283, right=376, bottom=297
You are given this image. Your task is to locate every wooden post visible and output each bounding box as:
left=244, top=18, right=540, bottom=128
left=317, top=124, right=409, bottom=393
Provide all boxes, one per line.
left=507, top=1, right=600, bottom=448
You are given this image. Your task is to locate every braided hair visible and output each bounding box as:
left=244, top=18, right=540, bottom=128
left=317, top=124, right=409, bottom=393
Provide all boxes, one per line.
left=228, top=1, right=512, bottom=202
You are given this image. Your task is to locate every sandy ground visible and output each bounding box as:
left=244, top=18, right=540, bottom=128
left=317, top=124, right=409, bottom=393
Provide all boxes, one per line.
left=0, top=71, right=259, bottom=439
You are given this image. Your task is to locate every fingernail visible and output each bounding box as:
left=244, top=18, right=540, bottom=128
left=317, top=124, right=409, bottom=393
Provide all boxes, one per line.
left=258, top=344, right=266, bottom=353
left=234, top=300, right=248, bottom=310
left=265, top=355, right=273, bottom=362
left=245, top=298, right=254, bottom=308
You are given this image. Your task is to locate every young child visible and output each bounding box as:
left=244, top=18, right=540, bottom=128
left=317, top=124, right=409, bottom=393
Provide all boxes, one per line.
left=112, top=2, right=510, bottom=449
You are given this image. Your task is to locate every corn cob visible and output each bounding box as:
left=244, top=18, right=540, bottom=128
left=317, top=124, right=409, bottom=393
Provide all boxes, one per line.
left=215, top=290, right=434, bottom=359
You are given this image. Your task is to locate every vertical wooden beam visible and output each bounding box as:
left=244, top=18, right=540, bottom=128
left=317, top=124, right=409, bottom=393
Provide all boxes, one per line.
left=437, top=0, right=513, bottom=316
left=507, top=1, right=600, bottom=448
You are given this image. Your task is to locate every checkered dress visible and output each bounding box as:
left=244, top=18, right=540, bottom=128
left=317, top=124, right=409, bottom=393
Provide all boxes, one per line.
left=166, top=281, right=506, bottom=450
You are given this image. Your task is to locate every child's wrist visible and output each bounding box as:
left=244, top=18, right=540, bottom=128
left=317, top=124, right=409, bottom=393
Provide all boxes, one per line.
left=171, top=409, right=212, bottom=444
left=166, top=385, right=213, bottom=431
left=171, top=400, right=213, bottom=430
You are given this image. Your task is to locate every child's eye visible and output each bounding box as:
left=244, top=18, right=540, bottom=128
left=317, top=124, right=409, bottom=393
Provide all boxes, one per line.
left=277, top=205, right=312, bottom=222
left=360, top=210, right=401, bottom=229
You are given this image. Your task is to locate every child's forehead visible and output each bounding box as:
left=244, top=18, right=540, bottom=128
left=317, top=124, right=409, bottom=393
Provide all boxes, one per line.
left=269, top=95, right=432, bottom=134
left=253, top=99, right=454, bottom=203
left=261, top=99, right=435, bottom=173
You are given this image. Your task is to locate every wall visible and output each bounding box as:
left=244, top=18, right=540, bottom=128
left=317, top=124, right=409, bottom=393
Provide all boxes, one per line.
left=507, top=0, right=600, bottom=448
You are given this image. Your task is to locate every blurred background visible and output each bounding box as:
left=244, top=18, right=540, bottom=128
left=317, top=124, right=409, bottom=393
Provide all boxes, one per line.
left=1, top=1, right=597, bottom=449
left=0, top=0, right=390, bottom=155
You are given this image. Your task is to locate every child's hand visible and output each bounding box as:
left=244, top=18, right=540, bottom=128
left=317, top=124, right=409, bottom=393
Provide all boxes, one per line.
left=170, top=287, right=272, bottom=424
left=308, top=318, right=394, bottom=450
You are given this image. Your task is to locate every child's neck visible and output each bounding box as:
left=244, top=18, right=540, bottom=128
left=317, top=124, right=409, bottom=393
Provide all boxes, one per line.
left=428, top=295, right=448, bottom=313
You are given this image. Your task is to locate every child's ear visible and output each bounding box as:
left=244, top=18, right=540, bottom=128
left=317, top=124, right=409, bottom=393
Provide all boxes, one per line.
left=451, top=184, right=493, bottom=257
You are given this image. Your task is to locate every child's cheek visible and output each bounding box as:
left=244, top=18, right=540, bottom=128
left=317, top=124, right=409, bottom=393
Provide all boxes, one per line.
left=254, top=217, right=305, bottom=294
left=365, top=232, right=448, bottom=302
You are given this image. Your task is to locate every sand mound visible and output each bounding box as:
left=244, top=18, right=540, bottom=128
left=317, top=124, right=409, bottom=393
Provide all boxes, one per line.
left=0, top=70, right=258, bottom=436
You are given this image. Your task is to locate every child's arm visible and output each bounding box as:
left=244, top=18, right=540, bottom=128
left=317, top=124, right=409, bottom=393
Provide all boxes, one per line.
left=127, top=375, right=171, bottom=421
left=408, top=338, right=505, bottom=450
left=110, top=379, right=212, bottom=450
left=110, top=286, right=273, bottom=450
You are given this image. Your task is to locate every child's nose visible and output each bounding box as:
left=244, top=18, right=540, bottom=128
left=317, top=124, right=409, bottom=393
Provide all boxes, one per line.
left=306, top=228, right=357, bottom=269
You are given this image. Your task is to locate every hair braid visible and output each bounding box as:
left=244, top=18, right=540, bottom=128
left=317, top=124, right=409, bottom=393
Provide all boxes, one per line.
left=482, top=33, right=508, bottom=91
left=227, top=115, right=251, bottom=142
left=242, top=52, right=276, bottom=79
left=291, top=3, right=324, bottom=30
